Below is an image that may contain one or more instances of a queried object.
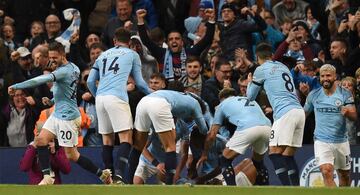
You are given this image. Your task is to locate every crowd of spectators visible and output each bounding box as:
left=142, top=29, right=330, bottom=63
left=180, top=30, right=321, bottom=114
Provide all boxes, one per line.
left=1, top=0, right=360, bottom=149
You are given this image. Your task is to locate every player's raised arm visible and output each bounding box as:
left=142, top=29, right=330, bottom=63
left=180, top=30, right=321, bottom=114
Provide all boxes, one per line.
left=10, top=74, right=55, bottom=91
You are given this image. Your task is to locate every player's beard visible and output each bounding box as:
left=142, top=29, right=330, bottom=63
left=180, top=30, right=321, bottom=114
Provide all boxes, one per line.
left=321, top=80, right=334, bottom=89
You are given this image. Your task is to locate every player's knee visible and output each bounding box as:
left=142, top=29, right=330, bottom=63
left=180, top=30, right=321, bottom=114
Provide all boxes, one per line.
left=132, top=136, right=147, bottom=151
left=133, top=176, right=144, bottom=185
left=161, top=139, right=176, bottom=152
left=119, top=130, right=133, bottom=144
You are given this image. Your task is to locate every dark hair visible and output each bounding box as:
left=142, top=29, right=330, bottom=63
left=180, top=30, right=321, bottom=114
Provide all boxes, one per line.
left=116, top=0, right=132, bottom=6
left=255, top=42, right=273, bottom=60
left=30, top=21, right=45, bottom=34
left=1, top=23, right=15, bottom=39
left=150, top=27, right=165, bottom=43
left=150, top=72, right=166, bottom=82
left=186, top=92, right=207, bottom=114
left=48, top=41, right=65, bottom=54
left=167, top=80, right=185, bottom=92
left=167, top=30, right=182, bottom=41
left=238, top=74, right=248, bottom=83
left=89, top=42, right=107, bottom=52
left=190, top=127, right=206, bottom=149
left=114, top=27, right=131, bottom=43
left=9, top=88, right=29, bottom=102
left=186, top=55, right=202, bottom=66
left=331, top=37, right=349, bottom=50
left=280, top=17, right=293, bottom=25
left=264, top=9, right=275, bottom=19
left=304, top=60, right=317, bottom=71
left=214, top=57, right=230, bottom=70
left=218, top=88, right=236, bottom=100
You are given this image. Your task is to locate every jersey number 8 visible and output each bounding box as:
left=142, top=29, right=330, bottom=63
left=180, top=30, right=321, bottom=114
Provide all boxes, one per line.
left=282, top=73, right=294, bottom=92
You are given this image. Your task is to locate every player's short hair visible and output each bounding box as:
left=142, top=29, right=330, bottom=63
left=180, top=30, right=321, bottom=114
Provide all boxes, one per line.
left=49, top=41, right=65, bottom=54
left=190, top=127, right=206, bottom=149
left=114, top=27, right=131, bottom=43
left=319, top=64, right=336, bottom=74
left=255, top=42, right=273, bottom=60
left=218, top=88, right=236, bottom=100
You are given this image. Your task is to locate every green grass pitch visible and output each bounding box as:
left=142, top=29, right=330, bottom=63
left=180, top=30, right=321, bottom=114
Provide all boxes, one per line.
left=1, top=185, right=360, bottom=195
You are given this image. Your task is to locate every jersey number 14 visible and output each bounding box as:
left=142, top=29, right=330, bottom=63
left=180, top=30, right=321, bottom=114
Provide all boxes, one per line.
left=102, top=57, right=120, bottom=75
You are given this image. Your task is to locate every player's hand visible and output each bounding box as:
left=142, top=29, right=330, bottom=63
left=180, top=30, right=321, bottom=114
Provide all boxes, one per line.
left=8, top=86, right=15, bottom=96
left=196, top=154, right=207, bottom=169
left=136, top=9, right=147, bottom=24
left=42, top=97, right=52, bottom=106
left=156, top=163, right=166, bottom=175
left=205, top=8, right=215, bottom=22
